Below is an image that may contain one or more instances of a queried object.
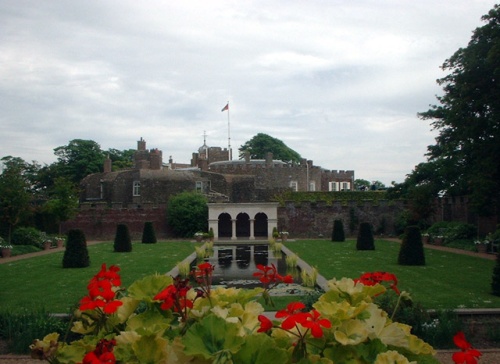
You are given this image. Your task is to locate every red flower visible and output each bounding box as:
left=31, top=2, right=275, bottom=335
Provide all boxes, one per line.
left=79, top=339, right=116, bottom=364
left=276, top=302, right=308, bottom=330
left=301, top=309, right=331, bottom=338
left=253, top=264, right=277, bottom=284
left=79, top=264, right=122, bottom=314
left=453, top=331, right=471, bottom=350
left=257, top=314, right=273, bottom=332
left=452, top=332, right=482, bottom=364
left=355, top=271, right=400, bottom=295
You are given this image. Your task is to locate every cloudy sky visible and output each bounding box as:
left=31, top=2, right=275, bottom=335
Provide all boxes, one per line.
left=1, top=1, right=497, bottom=185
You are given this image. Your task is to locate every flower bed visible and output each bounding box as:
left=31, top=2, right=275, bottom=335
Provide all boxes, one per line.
left=30, top=263, right=482, bottom=363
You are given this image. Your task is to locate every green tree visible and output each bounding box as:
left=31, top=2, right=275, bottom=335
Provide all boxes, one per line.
left=53, top=139, right=105, bottom=183
left=356, top=222, right=375, bottom=251
left=398, top=226, right=425, bottom=266
left=167, top=192, right=208, bottom=238
left=107, top=148, right=135, bottom=170
left=415, top=5, right=500, bottom=216
left=238, top=133, right=301, bottom=163
left=0, top=157, right=33, bottom=241
left=354, top=179, right=370, bottom=191
left=43, top=177, right=79, bottom=235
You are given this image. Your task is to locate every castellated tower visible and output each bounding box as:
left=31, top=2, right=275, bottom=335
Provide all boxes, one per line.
left=133, top=137, right=163, bottom=170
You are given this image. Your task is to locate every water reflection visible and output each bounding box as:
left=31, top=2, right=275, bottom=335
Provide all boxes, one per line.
left=199, top=244, right=299, bottom=288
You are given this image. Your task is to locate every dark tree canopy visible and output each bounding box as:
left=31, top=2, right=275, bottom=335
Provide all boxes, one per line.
left=238, top=133, right=302, bottom=163
left=54, top=139, right=105, bottom=183
left=392, top=5, right=500, bottom=216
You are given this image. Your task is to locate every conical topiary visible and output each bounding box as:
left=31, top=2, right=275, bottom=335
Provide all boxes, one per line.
left=356, top=222, right=375, bottom=250
left=62, top=229, right=90, bottom=268
left=398, top=226, right=425, bottom=266
left=332, top=219, right=345, bottom=242
left=114, top=224, right=132, bottom=252
left=492, top=252, right=500, bottom=296
left=141, top=221, right=157, bottom=244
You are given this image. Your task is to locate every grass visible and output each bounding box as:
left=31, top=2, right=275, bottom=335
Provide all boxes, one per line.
left=1, top=239, right=499, bottom=312
left=285, top=239, right=500, bottom=310
left=0, top=241, right=198, bottom=313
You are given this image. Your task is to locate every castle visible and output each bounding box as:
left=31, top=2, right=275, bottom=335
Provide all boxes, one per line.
left=80, top=137, right=355, bottom=208
left=73, top=138, right=356, bottom=240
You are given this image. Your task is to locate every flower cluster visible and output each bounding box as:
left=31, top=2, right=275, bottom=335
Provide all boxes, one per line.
left=355, top=271, right=400, bottom=295
left=79, top=264, right=123, bottom=314
left=79, top=338, right=116, bottom=364
left=257, top=302, right=332, bottom=341
left=452, top=331, right=482, bottom=364
left=253, top=263, right=293, bottom=306
left=32, top=263, right=440, bottom=363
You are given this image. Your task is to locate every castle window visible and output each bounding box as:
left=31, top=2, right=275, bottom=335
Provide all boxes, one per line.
left=341, top=182, right=351, bottom=191
left=328, top=181, right=339, bottom=191
left=195, top=181, right=203, bottom=193
left=309, top=181, right=316, bottom=191
left=133, top=181, right=141, bottom=196
left=290, top=181, right=298, bottom=191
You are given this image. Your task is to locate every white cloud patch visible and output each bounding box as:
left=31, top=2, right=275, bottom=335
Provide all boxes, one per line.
left=0, top=0, right=496, bottom=184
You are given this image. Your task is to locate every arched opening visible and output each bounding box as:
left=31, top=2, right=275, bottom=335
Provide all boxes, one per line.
left=218, top=213, right=232, bottom=238
left=254, top=212, right=268, bottom=237
left=236, top=213, right=250, bottom=237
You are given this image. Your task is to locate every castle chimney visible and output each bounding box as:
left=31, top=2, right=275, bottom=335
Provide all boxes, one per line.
left=137, top=137, right=146, bottom=151
left=103, top=155, right=112, bottom=173
left=265, top=152, right=273, bottom=167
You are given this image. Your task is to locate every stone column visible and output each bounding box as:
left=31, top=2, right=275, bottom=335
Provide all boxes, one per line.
left=231, top=219, right=237, bottom=240
left=249, top=219, right=255, bottom=240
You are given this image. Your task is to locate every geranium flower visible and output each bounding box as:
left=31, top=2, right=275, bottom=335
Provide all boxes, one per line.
left=301, top=309, right=331, bottom=338
left=79, top=339, right=116, bottom=364
left=276, top=302, right=308, bottom=330
left=253, top=264, right=277, bottom=284
left=257, top=314, right=273, bottom=332
left=452, top=332, right=482, bottom=364
left=79, top=264, right=123, bottom=314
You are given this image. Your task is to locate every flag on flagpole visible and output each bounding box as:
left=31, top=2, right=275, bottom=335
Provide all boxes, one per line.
left=221, top=103, right=229, bottom=112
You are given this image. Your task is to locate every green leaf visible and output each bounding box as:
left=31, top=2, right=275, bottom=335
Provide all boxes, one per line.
left=182, top=314, right=244, bottom=360
left=127, top=274, right=173, bottom=302
left=126, top=310, right=172, bottom=335
left=132, top=334, right=170, bottom=363
left=232, top=334, right=289, bottom=364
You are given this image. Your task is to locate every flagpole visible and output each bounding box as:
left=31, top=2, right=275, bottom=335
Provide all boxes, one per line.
left=227, top=101, right=231, bottom=160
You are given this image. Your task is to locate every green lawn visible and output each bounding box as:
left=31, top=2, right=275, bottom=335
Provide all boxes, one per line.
left=1, top=239, right=499, bottom=313
left=0, top=241, right=198, bottom=313
left=285, top=240, right=500, bottom=310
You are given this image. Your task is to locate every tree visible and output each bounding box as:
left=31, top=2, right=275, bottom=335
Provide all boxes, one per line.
left=43, top=177, right=79, bottom=235
left=238, top=133, right=302, bottom=163
left=142, top=221, right=157, bottom=244
left=356, top=222, right=375, bottom=250
left=398, top=226, right=425, bottom=266
left=416, top=5, right=500, bottom=216
left=331, top=219, right=345, bottom=242
left=107, top=148, right=135, bottom=170
left=354, top=179, right=370, bottom=191
left=0, top=157, right=33, bottom=241
left=114, top=224, right=132, bottom=252
left=62, top=229, right=90, bottom=268
left=53, top=139, right=105, bottom=183
left=167, top=192, right=208, bottom=238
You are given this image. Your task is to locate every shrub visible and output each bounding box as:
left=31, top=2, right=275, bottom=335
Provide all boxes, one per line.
left=114, top=224, right=132, bottom=252
left=356, top=222, right=374, bottom=250
left=11, top=227, right=45, bottom=248
left=427, top=221, right=476, bottom=244
left=141, top=222, right=157, bottom=244
left=331, top=219, right=345, bottom=242
left=398, top=226, right=425, bottom=266
left=62, top=229, right=90, bottom=268
left=0, top=308, right=68, bottom=354
left=492, top=252, right=500, bottom=296
left=167, top=192, right=208, bottom=238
